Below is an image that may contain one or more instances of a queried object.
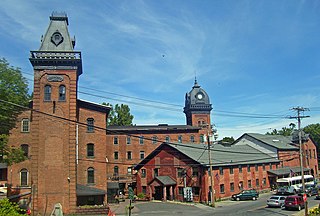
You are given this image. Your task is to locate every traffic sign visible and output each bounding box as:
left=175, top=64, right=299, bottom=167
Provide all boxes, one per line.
left=303, top=193, right=307, bottom=202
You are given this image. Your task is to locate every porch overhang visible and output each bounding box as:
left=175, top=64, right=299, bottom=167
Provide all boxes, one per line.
left=149, top=176, right=176, bottom=186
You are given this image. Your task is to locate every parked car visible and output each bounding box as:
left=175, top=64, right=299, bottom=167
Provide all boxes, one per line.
left=267, top=195, right=286, bottom=208
left=276, top=186, right=295, bottom=195
left=300, top=185, right=318, bottom=197
left=231, top=189, right=259, bottom=201
left=284, top=195, right=305, bottom=211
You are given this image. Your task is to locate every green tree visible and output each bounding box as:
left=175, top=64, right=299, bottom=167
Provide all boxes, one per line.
left=0, top=134, right=26, bottom=165
left=102, top=103, right=134, bottom=126
left=0, top=58, right=29, bottom=165
left=303, top=123, right=320, bottom=146
left=0, top=58, right=30, bottom=134
left=221, top=136, right=235, bottom=144
left=266, top=125, right=296, bottom=136
left=0, top=198, right=25, bottom=216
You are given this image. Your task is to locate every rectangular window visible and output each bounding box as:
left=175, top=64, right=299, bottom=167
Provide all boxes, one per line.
left=247, top=165, right=250, bottom=172
left=178, top=135, right=182, bottom=143
left=152, top=136, right=158, bottom=144
left=154, top=168, right=159, bottom=177
left=192, top=187, right=200, bottom=195
left=127, top=167, right=132, bottom=175
left=239, top=165, right=242, bottom=173
left=114, top=151, right=119, bottom=160
left=309, top=150, right=312, bottom=159
left=263, top=178, right=266, bottom=186
left=230, top=182, right=234, bottom=192
left=270, top=163, right=272, bottom=170
left=142, top=186, right=147, bottom=195
left=239, top=181, right=243, bottom=190
left=192, top=167, right=199, bottom=177
left=87, top=144, right=94, bottom=157
left=200, top=135, right=205, bottom=143
left=248, top=180, right=252, bottom=188
left=127, top=136, right=131, bottom=145
left=220, top=184, right=225, bottom=193
left=127, top=151, right=132, bottom=160
left=87, top=118, right=94, bottom=132
left=139, top=136, right=144, bottom=145
left=140, top=151, right=145, bottom=159
left=141, top=169, right=146, bottom=178
left=314, top=149, right=316, bottom=159
left=262, top=164, right=265, bottom=171
left=230, top=167, right=234, bottom=174
left=177, top=168, right=184, bottom=178
left=190, top=135, right=195, bottom=143
left=178, top=187, right=184, bottom=195
left=256, top=179, right=259, bottom=187
left=165, top=136, right=170, bottom=143
left=21, top=119, right=30, bottom=132
left=114, top=136, right=118, bottom=145
left=255, top=164, right=258, bottom=171
left=219, top=167, right=223, bottom=175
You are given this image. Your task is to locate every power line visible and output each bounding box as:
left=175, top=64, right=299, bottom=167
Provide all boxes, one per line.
left=0, top=99, right=301, bottom=157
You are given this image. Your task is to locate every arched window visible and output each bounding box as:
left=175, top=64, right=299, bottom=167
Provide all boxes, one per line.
left=20, top=169, right=28, bottom=186
left=87, top=167, right=94, bottom=184
left=59, top=85, right=66, bottom=101
left=87, top=143, right=94, bottom=157
left=44, top=85, right=51, bottom=101
left=20, top=144, right=29, bottom=158
left=87, top=118, right=94, bottom=132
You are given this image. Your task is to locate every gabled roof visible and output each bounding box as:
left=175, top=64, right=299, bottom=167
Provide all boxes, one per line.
left=134, top=141, right=279, bottom=170
left=236, top=133, right=298, bottom=150
left=150, top=176, right=176, bottom=186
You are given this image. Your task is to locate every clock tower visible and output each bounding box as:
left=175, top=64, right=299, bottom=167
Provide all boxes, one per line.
left=184, top=79, right=212, bottom=128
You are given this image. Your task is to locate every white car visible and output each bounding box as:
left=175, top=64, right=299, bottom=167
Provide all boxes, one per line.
left=267, top=195, right=286, bottom=208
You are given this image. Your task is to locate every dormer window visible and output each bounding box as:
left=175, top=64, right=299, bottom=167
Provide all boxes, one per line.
left=51, top=31, right=64, bottom=46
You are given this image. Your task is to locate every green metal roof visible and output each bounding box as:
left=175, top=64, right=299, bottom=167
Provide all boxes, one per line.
left=168, top=142, right=279, bottom=167
left=242, top=133, right=298, bottom=150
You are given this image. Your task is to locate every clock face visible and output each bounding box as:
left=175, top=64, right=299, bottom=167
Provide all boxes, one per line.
left=197, top=93, right=203, bottom=100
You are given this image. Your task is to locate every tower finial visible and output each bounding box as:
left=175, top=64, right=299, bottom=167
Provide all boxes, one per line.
left=194, top=70, right=199, bottom=86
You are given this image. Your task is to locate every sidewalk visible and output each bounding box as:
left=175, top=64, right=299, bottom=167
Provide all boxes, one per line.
left=108, top=199, right=139, bottom=216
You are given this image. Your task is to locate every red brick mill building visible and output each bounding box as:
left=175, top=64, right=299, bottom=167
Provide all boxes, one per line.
left=0, top=13, right=318, bottom=215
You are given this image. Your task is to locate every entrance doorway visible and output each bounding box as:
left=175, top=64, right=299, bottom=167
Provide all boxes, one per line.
left=154, top=186, right=163, bottom=200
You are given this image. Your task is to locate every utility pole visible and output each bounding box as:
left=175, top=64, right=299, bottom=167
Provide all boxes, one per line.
left=207, top=131, right=215, bottom=207
left=289, top=107, right=310, bottom=216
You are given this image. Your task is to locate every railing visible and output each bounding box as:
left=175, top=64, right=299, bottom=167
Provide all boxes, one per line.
left=30, top=51, right=81, bottom=60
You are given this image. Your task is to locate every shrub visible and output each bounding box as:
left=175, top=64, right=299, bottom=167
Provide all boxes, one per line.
left=137, top=193, right=145, bottom=199
left=309, top=207, right=320, bottom=216
left=0, top=198, right=24, bottom=216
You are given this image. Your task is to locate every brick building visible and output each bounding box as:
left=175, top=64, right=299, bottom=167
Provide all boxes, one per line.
left=134, top=133, right=318, bottom=202
left=1, top=12, right=318, bottom=215
left=6, top=13, right=111, bottom=215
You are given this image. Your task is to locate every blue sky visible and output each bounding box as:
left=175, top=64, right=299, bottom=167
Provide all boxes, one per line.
left=0, top=0, right=319, bottom=139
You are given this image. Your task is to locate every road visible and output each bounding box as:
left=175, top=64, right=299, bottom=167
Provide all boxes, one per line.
left=111, top=192, right=320, bottom=216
